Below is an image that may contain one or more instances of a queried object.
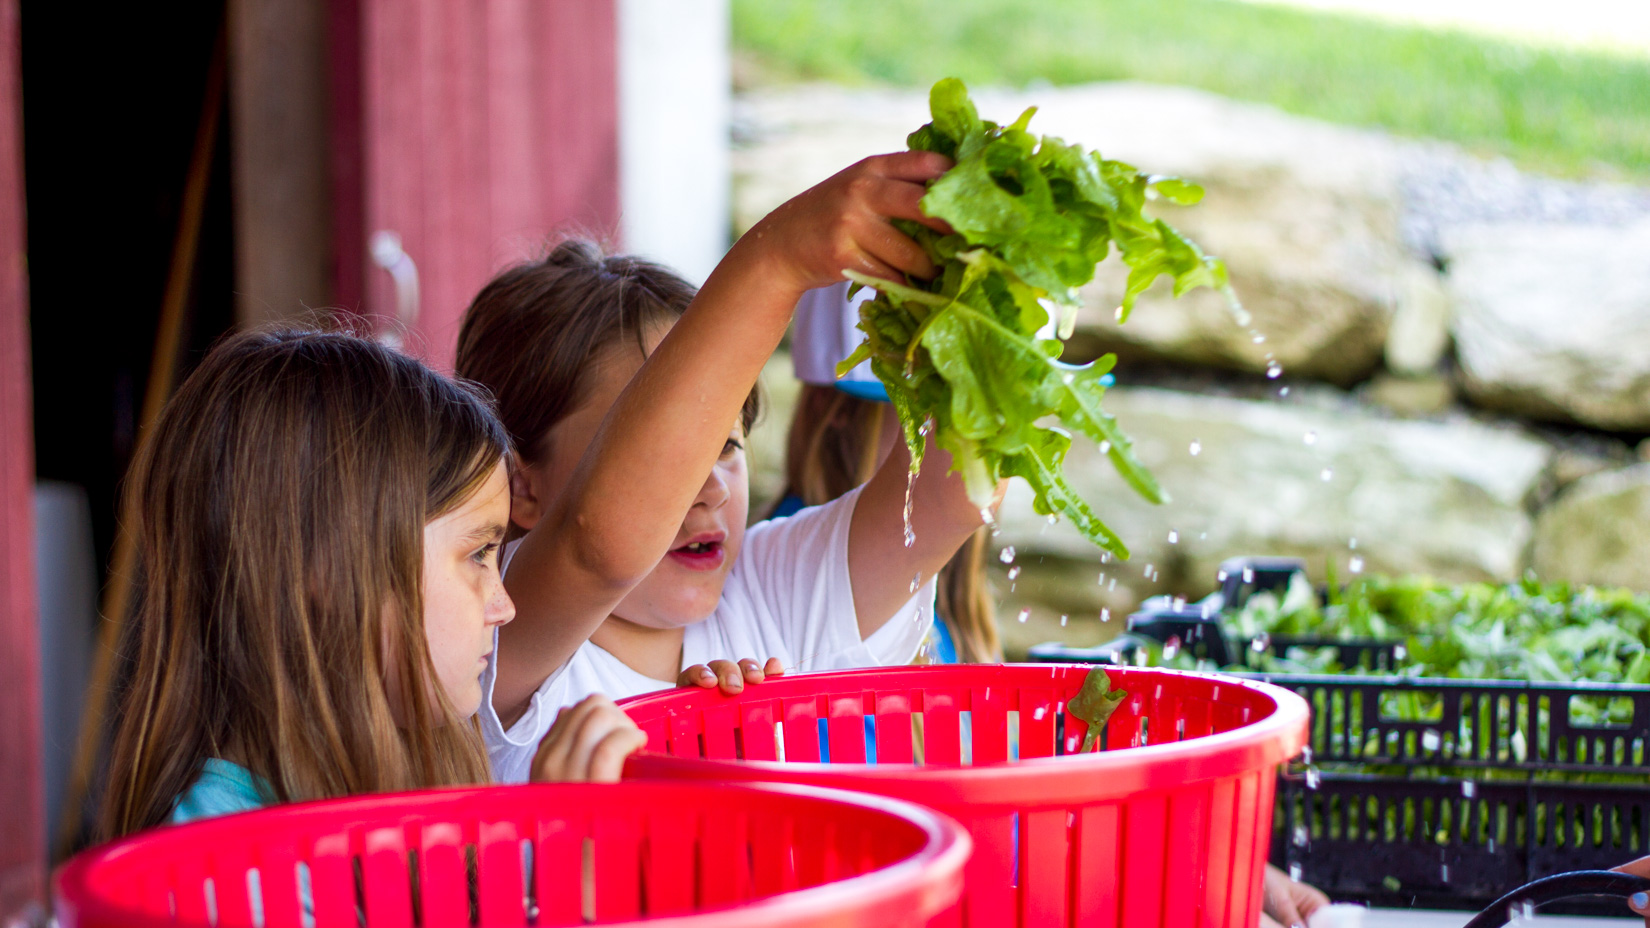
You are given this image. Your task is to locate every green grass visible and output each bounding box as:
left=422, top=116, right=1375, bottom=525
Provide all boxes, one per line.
left=733, top=0, right=1650, bottom=180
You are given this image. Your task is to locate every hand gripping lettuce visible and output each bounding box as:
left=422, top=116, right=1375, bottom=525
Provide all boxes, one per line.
left=838, top=78, right=1234, bottom=558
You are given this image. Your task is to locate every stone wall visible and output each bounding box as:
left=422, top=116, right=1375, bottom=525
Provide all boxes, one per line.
left=734, top=82, right=1650, bottom=657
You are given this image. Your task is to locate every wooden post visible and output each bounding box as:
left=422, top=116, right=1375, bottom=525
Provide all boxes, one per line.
left=0, top=0, right=44, bottom=917
left=228, top=0, right=333, bottom=325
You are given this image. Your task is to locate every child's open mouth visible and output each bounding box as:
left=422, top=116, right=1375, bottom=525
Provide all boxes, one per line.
left=667, top=536, right=725, bottom=571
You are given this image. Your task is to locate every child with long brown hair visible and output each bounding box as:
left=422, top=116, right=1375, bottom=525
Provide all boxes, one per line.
left=456, top=155, right=997, bottom=783
left=102, top=150, right=950, bottom=832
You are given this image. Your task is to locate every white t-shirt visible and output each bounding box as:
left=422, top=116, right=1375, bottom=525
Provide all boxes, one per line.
left=478, top=485, right=936, bottom=783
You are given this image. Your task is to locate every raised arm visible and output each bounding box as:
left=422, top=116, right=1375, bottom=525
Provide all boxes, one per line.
left=491, top=152, right=954, bottom=722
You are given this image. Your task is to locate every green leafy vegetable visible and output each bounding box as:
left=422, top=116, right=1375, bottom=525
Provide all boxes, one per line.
left=839, top=78, right=1234, bottom=558
left=1067, top=667, right=1129, bottom=753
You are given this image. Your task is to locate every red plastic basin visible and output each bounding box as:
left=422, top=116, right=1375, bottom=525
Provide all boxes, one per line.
left=54, top=781, right=971, bottom=928
left=620, top=664, right=1310, bottom=928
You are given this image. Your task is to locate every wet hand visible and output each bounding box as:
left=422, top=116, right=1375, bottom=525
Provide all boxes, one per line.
left=678, top=657, right=784, bottom=695
left=1262, top=863, right=1329, bottom=928
left=530, top=694, right=648, bottom=783
left=741, top=151, right=954, bottom=295
left=1613, top=855, right=1650, bottom=926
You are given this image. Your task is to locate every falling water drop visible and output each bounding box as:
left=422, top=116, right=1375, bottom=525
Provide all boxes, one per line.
left=1349, top=556, right=1364, bottom=574
left=979, top=507, right=996, bottom=528
left=1349, top=536, right=1358, bottom=550
left=902, top=467, right=917, bottom=548
left=1100, top=608, right=1111, bottom=622
left=1279, top=386, right=1290, bottom=397
left=1163, top=636, right=1181, bottom=660
left=1217, top=569, right=1229, bottom=582
left=1047, top=513, right=1059, bottom=525
left=1060, top=614, right=1069, bottom=627
left=1252, top=333, right=1266, bottom=344
left=1320, top=467, right=1334, bottom=482
left=1114, top=305, right=1125, bottom=321
left=1289, top=863, right=1303, bottom=882
left=1172, top=597, right=1187, bottom=610
left=1462, top=781, right=1477, bottom=799
left=1096, top=571, right=1105, bottom=585
left=1098, top=440, right=1111, bottom=454
left=1188, top=440, right=1202, bottom=456
left=910, top=572, right=922, bottom=593
left=1242, top=566, right=1255, bottom=584
left=1017, top=608, right=1031, bottom=624
left=1008, top=565, right=1021, bottom=580
left=1061, top=372, right=1075, bottom=385
left=1099, top=551, right=1112, bottom=565
left=1266, top=362, right=1283, bottom=379
left=1303, top=430, right=1318, bottom=446
left=999, top=546, right=1017, bottom=564
left=1108, top=578, right=1116, bottom=591
left=1251, top=632, right=1271, bottom=652
left=1167, top=530, right=1179, bottom=544
left=1305, top=767, right=1321, bottom=790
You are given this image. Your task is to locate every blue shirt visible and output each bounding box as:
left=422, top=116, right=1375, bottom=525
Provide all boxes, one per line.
left=170, top=758, right=270, bottom=824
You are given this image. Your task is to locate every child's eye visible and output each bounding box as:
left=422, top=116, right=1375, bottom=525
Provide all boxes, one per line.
left=472, top=542, right=501, bottom=566
left=721, top=438, right=745, bottom=456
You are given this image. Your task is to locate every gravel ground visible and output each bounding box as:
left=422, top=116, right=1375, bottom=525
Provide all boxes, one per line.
left=1399, top=145, right=1650, bottom=264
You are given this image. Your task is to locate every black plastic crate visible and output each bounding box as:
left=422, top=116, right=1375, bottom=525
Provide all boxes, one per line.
left=1027, top=557, right=1650, bottom=914
left=1256, top=672, right=1650, bottom=914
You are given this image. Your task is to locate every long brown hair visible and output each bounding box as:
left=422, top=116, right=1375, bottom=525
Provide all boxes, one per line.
left=777, top=385, right=1001, bottom=663
left=101, top=326, right=509, bottom=839
left=455, top=238, right=759, bottom=477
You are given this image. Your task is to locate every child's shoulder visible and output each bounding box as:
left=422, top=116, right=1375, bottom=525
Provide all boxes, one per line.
left=169, top=758, right=270, bottom=825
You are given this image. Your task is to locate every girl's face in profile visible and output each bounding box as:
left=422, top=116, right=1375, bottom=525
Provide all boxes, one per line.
left=421, top=460, right=516, bottom=717
left=527, top=321, right=750, bottom=630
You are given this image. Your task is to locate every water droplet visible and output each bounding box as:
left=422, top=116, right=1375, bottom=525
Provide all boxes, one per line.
left=1302, top=746, right=1313, bottom=765
left=1016, top=608, right=1031, bottom=624
left=999, top=546, right=1017, bottom=564
left=1033, top=706, right=1046, bottom=721
left=910, top=572, right=922, bottom=593
left=1349, top=537, right=1358, bottom=550
left=902, top=467, right=917, bottom=547
left=1216, top=569, right=1229, bottom=582
left=1061, top=372, right=1075, bottom=385
left=1099, top=551, right=1112, bottom=565
left=1171, top=597, right=1186, bottom=610
left=1266, top=362, right=1283, bottom=379
left=1047, top=513, right=1058, bottom=525
left=918, top=417, right=934, bottom=436
left=1098, top=440, right=1111, bottom=454
left=1167, top=530, right=1179, bottom=544
left=1394, top=644, right=1408, bottom=661
left=1252, top=333, right=1266, bottom=344
left=1008, top=565, right=1021, bottom=580
left=1133, top=649, right=1149, bottom=667
left=1349, top=556, right=1364, bottom=574
left=1320, top=467, right=1333, bottom=482
left=1278, top=386, right=1290, bottom=397
left=1462, top=781, right=1477, bottom=799
left=1188, top=440, right=1201, bottom=456
left=1114, top=306, right=1125, bottom=321
left=1163, top=635, right=1181, bottom=660
left=1251, top=632, right=1271, bottom=652
left=1100, top=608, right=1111, bottom=622
left=1304, top=767, right=1321, bottom=790
left=1199, top=532, right=1207, bottom=540
left=1289, top=862, right=1303, bottom=882
left=1059, top=614, right=1068, bottom=627
left=1108, top=578, right=1116, bottom=591
left=1303, top=431, right=1318, bottom=446
left=1292, top=825, right=1309, bottom=848
left=1096, top=571, right=1105, bottom=585
left=1422, top=730, right=1442, bottom=752
left=1242, top=566, right=1255, bottom=583
left=978, top=507, right=996, bottom=527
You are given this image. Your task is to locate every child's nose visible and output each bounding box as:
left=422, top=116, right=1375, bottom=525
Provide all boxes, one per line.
left=694, top=465, right=730, bottom=509
left=487, top=584, right=517, bottom=626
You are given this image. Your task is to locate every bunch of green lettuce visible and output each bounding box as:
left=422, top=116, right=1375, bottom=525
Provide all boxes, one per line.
left=838, top=78, right=1232, bottom=558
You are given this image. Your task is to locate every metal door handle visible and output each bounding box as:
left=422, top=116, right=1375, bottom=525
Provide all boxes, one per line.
left=370, top=230, right=420, bottom=347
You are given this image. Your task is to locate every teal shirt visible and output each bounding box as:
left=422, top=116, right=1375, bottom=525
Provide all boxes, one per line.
left=170, top=758, right=270, bottom=825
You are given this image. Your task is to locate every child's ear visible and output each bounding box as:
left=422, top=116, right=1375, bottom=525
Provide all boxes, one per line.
left=509, top=465, right=544, bottom=532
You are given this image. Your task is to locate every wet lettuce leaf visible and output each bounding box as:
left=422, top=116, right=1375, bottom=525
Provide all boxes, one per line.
left=839, top=78, right=1233, bottom=557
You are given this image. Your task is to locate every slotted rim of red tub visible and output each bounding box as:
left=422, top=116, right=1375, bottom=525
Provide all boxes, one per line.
left=618, top=665, right=1311, bottom=806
